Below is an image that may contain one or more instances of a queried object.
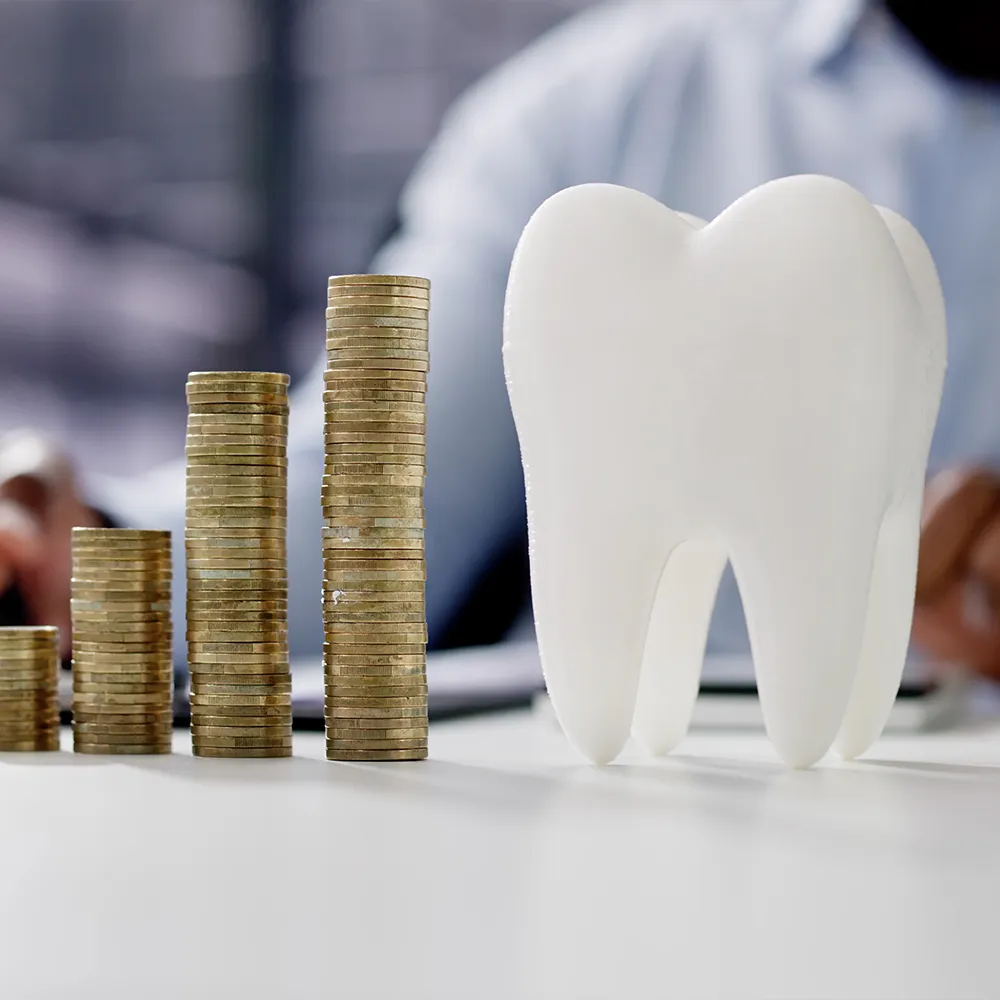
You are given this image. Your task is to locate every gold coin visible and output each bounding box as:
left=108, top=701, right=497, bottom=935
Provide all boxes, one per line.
left=326, top=738, right=426, bottom=750
left=322, top=571, right=424, bottom=585
left=71, top=585, right=170, bottom=599
left=189, top=718, right=289, bottom=731
left=74, top=725, right=172, bottom=738
left=188, top=656, right=288, bottom=669
left=324, top=403, right=424, bottom=420
left=187, top=500, right=286, bottom=514
left=188, top=685, right=288, bottom=697
left=325, top=690, right=427, bottom=703
left=326, top=725, right=427, bottom=740
left=72, top=643, right=172, bottom=656
left=324, top=317, right=428, bottom=333
left=328, top=273, right=429, bottom=289
left=186, top=612, right=286, bottom=625
left=192, top=735, right=291, bottom=749
left=325, top=301, right=427, bottom=318
left=186, top=633, right=286, bottom=648
left=186, top=598, right=287, bottom=611
left=323, top=367, right=426, bottom=382
left=190, top=693, right=290, bottom=707
left=186, top=518, right=287, bottom=531
left=73, top=528, right=170, bottom=543
left=326, top=339, right=428, bottom=356
left=186, top=539, right=285, bottom=550
left=186, top=435, right=286, bottom=448
left=189, top=703, right=288, bottom=717
left=323, top=389, right=425, bottom=403
left=186, top=458, right=288, bottom=472
left=322, top=482, right=424, bottom=495
left=0, top=650, right=59, bottom=665
left=187, top=371, right=290, bottom=385
left=187, top=411, right=288, bottom=426
left=185, top=391, right=287, bottom=405
left=187, top=572, right=286, bottom=586
left=187, top=657, right=289, bottom=672
left=188, top=641, right=286, bottom=654
left=73, top=691, right=172, bottom=706
left=323, top=656, right=427, bottom=680
left=323, top=651, right=425, bottom=664
left=193, top=745, right=290, bottom=758
left=72, top=707, right=171, bottom=721
left=186, top=379, right=289, bottom=396
left=325, top=704, right=426, bottom=718
left=190, top=725, right=291, bottom=739
left=323, top=580, right=424, bottom=595
left=187, top=477, right=286, bottom=489
left=326, top=747, right=426, bottom=761
left=71, top=540, right=170, bottom=551
left=71, top=603, right=171, bottom=616
left=324, top=445, right=426, bottom=459
left=187, top=403, right=288, bottom=416
left=324, top=297, right=429, bottom=315
left=0, top=739, right=60, bottom=752
left=328, top=285, right=429, bottom=303
left=74, top=743, right=171, bottom=755
left=74, top=678, right=171, bottom=692
left=185, top=444, right=286, bottom=457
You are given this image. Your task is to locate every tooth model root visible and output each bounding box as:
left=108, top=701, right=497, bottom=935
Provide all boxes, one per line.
left=529, top=508, right=659, bottom=766
left=632, top=538, right=728, bottom=756
left=834, top=493, right=923, bottom=760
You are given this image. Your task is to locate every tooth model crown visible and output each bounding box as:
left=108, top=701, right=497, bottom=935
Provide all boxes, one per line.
left=503, top=176, right=946, bottom=768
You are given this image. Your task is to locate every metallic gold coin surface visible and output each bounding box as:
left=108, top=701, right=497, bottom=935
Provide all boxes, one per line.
left=328, top=273, right=429, bottom=289
left=325, top=705, right=427, bottom=718
left=73, top=528, right=170, bottom=543
left=193, top=735, right=292, bottom=749
left=191, top=725, right=291, bottom=739
left=326, top=738, right=426, bottom=750
left=186, top=434, right=286, bottom=448
left=325, top=301, right=427, bottom=319
left=187, top=414, right=289, bottom=429
left=74, top=743, right=171, bottom=755
left=187, top=403, right=288, bottom=416
left=326, top=726, right=427, bottom=741
left=190, top=694, right=291, bottom=707
left=186, top=391, right=288, bottom=405
left=185, top=445, right=287, bottom=458
left=0, top=626, right=59, bottom=640
left=189, top=703, right=288, bottom=718
left=188, top=370, right=290, bottom=385
left=323, top=367, right=426, bottom=382
left=74, top=724, right=172, bottom=737
left=326, top=747, right=426, bottom=761
left=193, top=745, right=290, bottom=758
left=72, top=708, right=172, bottom=721
left=0, top=739, right=60, bottom=752
left=73, top=691, right=171, bottom=706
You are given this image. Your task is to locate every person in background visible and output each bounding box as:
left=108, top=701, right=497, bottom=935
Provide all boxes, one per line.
left=1, top=0, right=999, bottom=678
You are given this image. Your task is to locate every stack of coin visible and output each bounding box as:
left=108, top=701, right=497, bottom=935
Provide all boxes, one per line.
left=71, top=528, right=172, bottom=755
left=323, top=275, right=430, bottom=761
left=0, top=627, right=60, bottom=751
left=186, top=371, right=292, bottom=758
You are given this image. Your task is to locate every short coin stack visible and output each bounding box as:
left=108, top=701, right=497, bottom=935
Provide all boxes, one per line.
left=186, top=371, right=292, bottom=758
left=71, top=528, right=173, bottom=755
left=0, top=627, right=60, bottom=751
left=323, top=274, right=430, bottom=761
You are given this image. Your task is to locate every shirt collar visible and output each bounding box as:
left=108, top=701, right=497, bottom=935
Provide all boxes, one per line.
left=779, top=0, right=871, bottom=71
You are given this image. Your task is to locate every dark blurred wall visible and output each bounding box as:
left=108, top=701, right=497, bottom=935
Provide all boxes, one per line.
left=0, top=0, right=596, bottom=475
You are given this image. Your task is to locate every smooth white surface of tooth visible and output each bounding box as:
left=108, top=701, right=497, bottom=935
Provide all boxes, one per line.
left=503, top=176, right=946, bottom=768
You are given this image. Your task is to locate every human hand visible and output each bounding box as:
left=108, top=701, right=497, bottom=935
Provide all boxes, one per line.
left=913, top=467, right=1000, bottom=680
left=0, top=430, right=102, bottom=657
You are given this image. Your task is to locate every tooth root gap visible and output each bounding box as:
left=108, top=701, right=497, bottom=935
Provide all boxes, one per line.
left=632, top=537, right=729, bottom=755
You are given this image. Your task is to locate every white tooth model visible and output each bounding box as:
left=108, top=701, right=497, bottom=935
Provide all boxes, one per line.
left=503, top=176, right=946, bottom=768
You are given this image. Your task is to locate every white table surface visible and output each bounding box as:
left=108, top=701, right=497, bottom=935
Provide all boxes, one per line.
left=3, top=708, right=1000, bottom=1000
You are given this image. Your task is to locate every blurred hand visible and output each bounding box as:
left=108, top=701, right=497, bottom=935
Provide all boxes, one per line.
left=913, top=466, right=1000, bottom=680
left=0, top=430, right=102, bottom=657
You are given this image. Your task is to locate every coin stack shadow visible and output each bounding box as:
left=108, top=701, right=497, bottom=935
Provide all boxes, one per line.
left=71, top=528, right=173, bottom=755
left=323, top=274, right=430, bottom=761
left=186, top=371, right=293, bottom=758
left=0, top=626, right=60, bottom=751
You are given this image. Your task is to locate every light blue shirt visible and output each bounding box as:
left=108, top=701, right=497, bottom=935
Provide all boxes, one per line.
left=97, top=0, right=1000, bottom=659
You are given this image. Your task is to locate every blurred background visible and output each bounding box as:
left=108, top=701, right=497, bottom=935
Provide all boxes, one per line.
left=0, top=0, right=594, bottom=476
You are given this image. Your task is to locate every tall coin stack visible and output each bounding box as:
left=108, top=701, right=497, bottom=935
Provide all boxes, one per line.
left=186, top=371, right=292, bottom=758
left=0, top=627, right=59, bottom=751
left=71, top=528, right=173, bottom=755
left=323, top=274, right=430, bottom=761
